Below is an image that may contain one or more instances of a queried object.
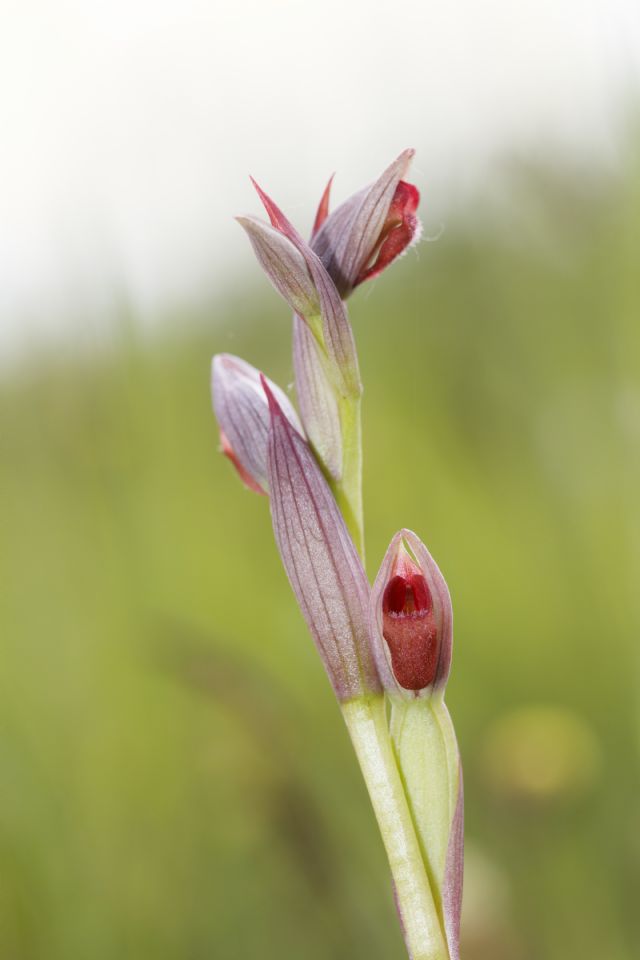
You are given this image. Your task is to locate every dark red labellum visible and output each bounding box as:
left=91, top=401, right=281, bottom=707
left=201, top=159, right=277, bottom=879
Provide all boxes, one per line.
left=355, top=181, right=420, bottom=288
left=381, top=558, right=439, bottom=691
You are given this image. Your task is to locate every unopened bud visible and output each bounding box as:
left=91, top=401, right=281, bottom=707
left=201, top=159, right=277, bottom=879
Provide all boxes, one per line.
left=211, top=353, right=302, bottom=494
left=238, top=180, right=362, bottom=399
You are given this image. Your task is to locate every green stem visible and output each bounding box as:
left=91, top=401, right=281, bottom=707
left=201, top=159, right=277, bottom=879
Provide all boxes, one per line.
left=342, top=696, right=449, bottom=960
left=333, top=395, right=365, bottom=558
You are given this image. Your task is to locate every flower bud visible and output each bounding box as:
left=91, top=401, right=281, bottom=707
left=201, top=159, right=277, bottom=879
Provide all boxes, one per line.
left=235, top=216, right=321, bottom=320
left=211, top=353, right=302, bottom=494
left=238, top=180, right=361, bottom=399
left=371, top=529, right=452, bottom=698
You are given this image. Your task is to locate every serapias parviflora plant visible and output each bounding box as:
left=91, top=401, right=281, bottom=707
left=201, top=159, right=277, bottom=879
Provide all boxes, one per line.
left=211, top=150, right=463, bottom=960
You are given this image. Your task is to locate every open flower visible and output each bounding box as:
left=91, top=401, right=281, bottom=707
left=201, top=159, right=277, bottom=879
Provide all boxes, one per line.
left=370, top=529, right=452, bottom=698
left=310, top=149, right=421, bottom=298
left=381, top=546, right=440, bottom=691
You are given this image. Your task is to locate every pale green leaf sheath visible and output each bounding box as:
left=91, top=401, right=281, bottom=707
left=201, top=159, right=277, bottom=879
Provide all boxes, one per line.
left=342, top=696, right=449, bottom=960
left=390, top=695, right=460, bottom=920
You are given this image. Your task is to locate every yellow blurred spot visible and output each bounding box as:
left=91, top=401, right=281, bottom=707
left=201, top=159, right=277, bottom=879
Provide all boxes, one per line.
left=482, top=705, right=601, bottom=802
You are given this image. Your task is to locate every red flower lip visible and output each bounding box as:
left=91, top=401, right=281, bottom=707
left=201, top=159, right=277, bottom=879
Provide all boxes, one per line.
left=371, top=529, right=453, bottom=698
left=355, top=180, right=421, bottom=288
left=382, top=550, right=439, bottom=692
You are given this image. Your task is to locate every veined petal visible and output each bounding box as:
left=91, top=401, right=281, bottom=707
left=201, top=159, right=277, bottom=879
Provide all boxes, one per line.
left=212, top=353, right=302, bottom=494
left=370, top=528, right=453, bottom=699
left=293, top=314, right=343, bottom=481
left=311, top=149, right=420, bottom=297
left=249, top=179, right=361, bottom=399
left=236, top=216, right=320, bottom=320
left=264, top=379, right=379, bottom=701
left=250, top=176, right=307, bottom=246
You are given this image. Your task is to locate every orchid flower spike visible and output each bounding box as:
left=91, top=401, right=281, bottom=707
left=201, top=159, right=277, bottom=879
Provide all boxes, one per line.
left=213, top=152, right=465, bottom=960
left=311, top=149, right=421, bottom=299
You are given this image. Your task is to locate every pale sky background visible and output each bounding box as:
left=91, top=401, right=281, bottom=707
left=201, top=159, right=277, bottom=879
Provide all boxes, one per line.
left=1, top=0, right=639, bottom=357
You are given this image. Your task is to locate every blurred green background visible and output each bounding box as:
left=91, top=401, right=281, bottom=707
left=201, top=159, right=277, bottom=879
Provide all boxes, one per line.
left=1, top=148, right=639, bottom=960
